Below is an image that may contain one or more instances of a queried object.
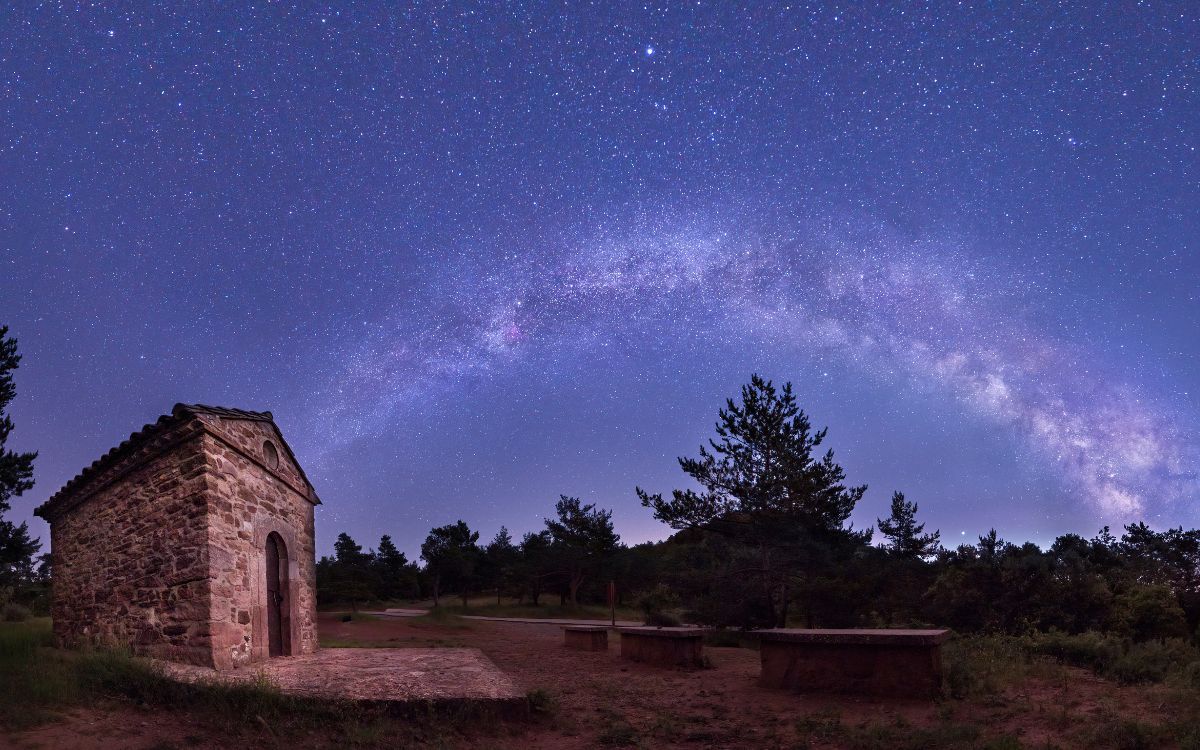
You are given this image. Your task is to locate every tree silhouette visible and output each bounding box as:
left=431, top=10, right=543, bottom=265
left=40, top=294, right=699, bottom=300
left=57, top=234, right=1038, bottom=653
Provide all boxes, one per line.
left=637, top=374, right=868, bottom=626
left=545, top=496, right=620, bottom=607
left=420, top=521, right=480, bottom=607
left=877, top=491, right=941, bottom=559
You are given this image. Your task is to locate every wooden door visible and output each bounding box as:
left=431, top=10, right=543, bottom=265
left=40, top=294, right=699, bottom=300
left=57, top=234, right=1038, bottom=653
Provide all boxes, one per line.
left=266, top=535, right=284, bottom=657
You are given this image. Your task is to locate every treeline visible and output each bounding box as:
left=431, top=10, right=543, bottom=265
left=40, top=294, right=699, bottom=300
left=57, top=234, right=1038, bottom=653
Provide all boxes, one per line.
left=318, top=375, right=1200, bottom=644
left=316, top=495, right=622, bottom=610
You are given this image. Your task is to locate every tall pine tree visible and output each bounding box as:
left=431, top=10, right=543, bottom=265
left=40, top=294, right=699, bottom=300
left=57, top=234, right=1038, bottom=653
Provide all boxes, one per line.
left=0, top=327, right=39, bottom=600
left=544, top=497, right=620, bottom=607
left=420, top=521, right=480, bottom=607
left=637, top=374, right=868, bottom=627
left=0, top=327, right=36, bottom=516
left=876, top=491, right=941, bottom=559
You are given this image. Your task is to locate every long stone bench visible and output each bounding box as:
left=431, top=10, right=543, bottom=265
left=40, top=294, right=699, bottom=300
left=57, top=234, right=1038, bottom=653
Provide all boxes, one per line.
left=618, top=627, right=704, bottom=668
left=757, top=628, right=949, bottom=698
left=563, top=625, right=609, bottom=651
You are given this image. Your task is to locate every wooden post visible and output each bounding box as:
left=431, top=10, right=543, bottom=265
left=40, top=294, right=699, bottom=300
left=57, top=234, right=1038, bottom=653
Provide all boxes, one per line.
left=608, top=580, right=616, bottom=626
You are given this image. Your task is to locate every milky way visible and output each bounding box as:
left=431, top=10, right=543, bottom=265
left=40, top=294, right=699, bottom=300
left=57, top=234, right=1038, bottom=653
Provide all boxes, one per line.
left=4, top=3, right=1197, bottom=552
left=319, top=210, right=1196, bottom=520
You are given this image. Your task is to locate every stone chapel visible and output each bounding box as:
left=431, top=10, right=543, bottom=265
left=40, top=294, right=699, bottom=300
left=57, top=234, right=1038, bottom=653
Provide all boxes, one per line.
left=34, top=404, right=320, bottom=670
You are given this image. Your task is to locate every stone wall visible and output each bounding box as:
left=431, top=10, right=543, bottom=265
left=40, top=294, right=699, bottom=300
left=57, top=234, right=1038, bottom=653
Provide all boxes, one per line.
left=47, top=425, right=216, bottom=665
left=199, top=416, right=318, bottom=669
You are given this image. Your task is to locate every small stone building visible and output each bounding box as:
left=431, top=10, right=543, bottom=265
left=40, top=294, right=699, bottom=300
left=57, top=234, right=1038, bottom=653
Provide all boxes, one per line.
left=35, top=404, right=320, bottom=670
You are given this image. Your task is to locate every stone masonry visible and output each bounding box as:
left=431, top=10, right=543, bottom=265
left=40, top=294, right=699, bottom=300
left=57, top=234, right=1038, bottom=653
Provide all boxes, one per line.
left=35, top=404, right=320, bottom=670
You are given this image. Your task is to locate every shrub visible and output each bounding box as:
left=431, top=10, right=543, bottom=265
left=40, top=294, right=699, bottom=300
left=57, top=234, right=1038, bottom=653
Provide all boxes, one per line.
left=526, top=688, right=556, bottom=715
left=941, top=635, right=1029, bottom=699
left=1, top=603, right=31, bottom=622
left=1024, top=630, right=1200, bottom=685
left=636, top=584, right=680, bottom=627
left=1026, top=630, right=1122, bottom=672
left=644, top=610, right=681, bottom=627
left=1109, top=585, right=1189, bottom=642
left=1182, top=660, right=1200, bottom=690
left=1106, top=639, right=1197, bottom=685
left=597, top=717, right=638, bottom=746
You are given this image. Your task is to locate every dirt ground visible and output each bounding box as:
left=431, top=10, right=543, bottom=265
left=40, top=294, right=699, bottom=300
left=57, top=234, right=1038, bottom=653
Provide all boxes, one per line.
left=2, top=612, right=1188, bottom=749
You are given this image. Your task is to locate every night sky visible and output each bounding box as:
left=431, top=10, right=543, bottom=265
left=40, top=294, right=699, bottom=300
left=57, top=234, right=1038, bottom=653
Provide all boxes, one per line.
left=3, top=3, right=1197, bottom=559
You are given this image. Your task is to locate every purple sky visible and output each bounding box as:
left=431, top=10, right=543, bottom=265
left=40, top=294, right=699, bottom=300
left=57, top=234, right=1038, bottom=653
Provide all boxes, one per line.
left=3, top=3, right=1197, bottom=558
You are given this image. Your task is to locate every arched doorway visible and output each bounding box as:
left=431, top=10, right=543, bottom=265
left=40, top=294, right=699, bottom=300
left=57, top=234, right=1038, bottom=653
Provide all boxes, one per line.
left=265, top=532, right=290, bottom=657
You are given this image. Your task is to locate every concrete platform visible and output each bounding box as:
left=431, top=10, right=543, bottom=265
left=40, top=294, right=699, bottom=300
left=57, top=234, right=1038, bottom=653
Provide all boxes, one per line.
left=161, top=647, right=527, bottom=714
left=618, top=626, right=705, bottom=668
left=757, top=628, right=949, bottom=698
left=563, top=625, right=609, bottom=651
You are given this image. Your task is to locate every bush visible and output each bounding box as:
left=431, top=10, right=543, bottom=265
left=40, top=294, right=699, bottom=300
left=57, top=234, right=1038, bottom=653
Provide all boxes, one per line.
left=636, top=584, right=680, bottom=627
left=941, top=635, right=1031, bottom=699
left=1107, top=639, right=1198, bottom=685
left=1024, top=630, right=1200, bottom=685
left=1, top=603, right=32, bottom=622
left=1026, top=630, right=1122, bottom=672
left=1110, top=585, right=1190, bottom=642
left=645, top=611, right=681, bottom=627
left=1182, top=660, right=1200, bottom=690
left=526, top=688, right=556, bottom=715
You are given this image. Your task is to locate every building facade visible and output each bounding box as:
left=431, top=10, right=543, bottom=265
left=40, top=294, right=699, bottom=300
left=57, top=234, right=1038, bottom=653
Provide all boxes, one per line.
left=35, top=404, right=320, bottom=669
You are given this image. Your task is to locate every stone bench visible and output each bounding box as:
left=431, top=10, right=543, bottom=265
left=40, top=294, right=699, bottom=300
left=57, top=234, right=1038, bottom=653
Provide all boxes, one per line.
left=757, top=629, right=950, bottom=698
left=618, top=627, right=704, bottom=668
left=563, top=625, right=609, bottom=651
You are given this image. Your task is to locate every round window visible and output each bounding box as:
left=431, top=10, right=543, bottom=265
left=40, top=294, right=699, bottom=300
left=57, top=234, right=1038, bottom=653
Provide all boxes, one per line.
left=263, top=440, right=280, bottom=470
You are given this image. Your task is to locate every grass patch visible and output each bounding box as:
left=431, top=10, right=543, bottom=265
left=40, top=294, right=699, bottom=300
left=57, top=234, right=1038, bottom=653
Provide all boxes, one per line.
left=597, top=717, right=638, bottom=746
left=408, top=607, right=475, bottom=630
left=795, top=710, right=1022, bottom=750
left=435, top=598, right=640, bottom=622
left=941, top=635, right=1034, bottom=699
left=0, top=618, right=519, bottom=746
left=0, top=618, right=80, bottom=728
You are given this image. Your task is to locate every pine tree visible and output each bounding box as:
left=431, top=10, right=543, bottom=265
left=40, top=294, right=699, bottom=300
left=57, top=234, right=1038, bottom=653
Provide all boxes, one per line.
left=420, top=521, right=480, bottom=608
left=484, top=526, right=518, bottom=604
left=637, top=375, right=865, bottom=532
left=517, top=530, right=553, bottom=605
left=637, top=374, right=868, bottom=627
left=327, top=532, right=376, bottom=610
left=0, top=327, right=35, bottom=516
left=0, top=519, right=40, bottom=590
left=373, top=534, right=411, bottom=601
left=876, top=491, right=941, bottom=559
left=0, top=326, right=38, bottom=602
left=544, top=496, right=620, bottom=607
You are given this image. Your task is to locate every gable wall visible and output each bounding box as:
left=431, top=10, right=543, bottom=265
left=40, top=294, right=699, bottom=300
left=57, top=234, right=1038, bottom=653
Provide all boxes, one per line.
left=199, top=417, right=317, bottom=668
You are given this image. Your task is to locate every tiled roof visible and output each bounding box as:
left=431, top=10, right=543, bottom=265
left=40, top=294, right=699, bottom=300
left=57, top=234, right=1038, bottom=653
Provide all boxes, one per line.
left=178, top=403, right=274, bottom=422
left=34, top=403, right=311, bottom=520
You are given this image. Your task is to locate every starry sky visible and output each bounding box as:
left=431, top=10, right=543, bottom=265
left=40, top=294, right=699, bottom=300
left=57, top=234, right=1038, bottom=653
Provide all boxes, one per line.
left=2, top=2, right=1197, bottom=558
